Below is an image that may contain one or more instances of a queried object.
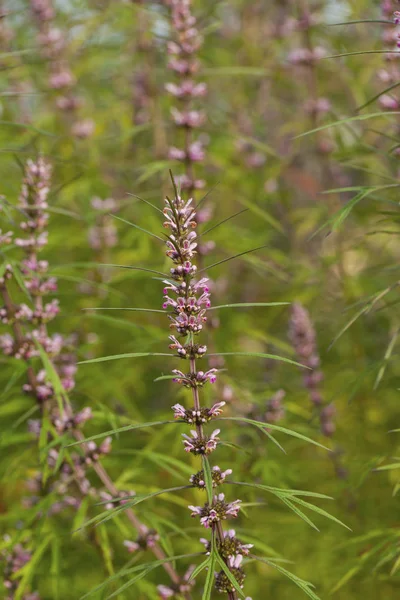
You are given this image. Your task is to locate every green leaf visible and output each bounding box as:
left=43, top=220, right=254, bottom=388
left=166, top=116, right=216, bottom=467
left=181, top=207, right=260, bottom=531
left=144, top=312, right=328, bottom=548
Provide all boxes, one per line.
left=290, top=497, right=350, bottom=531
left=310, top=189, right=372, bottom=240
left=189, top=555, right=211, bottom=583
left=323, top=50, right=400, bottom=59
left=252, top=555, right=321, bottom=600
left=109, top=213, right=164, bottom=242
left=203, top=66, right=270, bottom=76
left=78, top=352, right=173, bottom=365
left=200, top=245, right=268, bottom=273
left=50, top=537, right=61, bottom=600
left=329, top=19, right=392, bottom=25
left=209, top=302, right=289, bottom=310
left=202, top=456, right=214, bottom=504
left=80, top=554, right=202, bottom=599
left=294, top=112, right=400, bottom=139
left=33, top=339, right=68, bottom=415
left=215, top=553, right=246, bottom=598
left=200, top=208, right=249, bottom=237
left=279, top=497, right=320, bottom=531
left=96, top=485, right=191, bottom=508
left=218, top=417, right=330, bottom=450
left=374, top=463, right=400, bottom=471
left=97, top=524, right=114, bottom=576
left=356, top=82, right=400, bottom=112
left=202, top=539, right=216, bottom=600
left=374, top=328, right=399, bottom=390
left=82, top=307, right=165, bottom=313
left=229, top=481, right=332, bottom=500
left=106, top=565, right=157, bottom=599
left=66, top=420, right=177, bottom=446
left=208, top=352, right=308, bottom=369
left=14, top=535, right=53, bottom=600
left=237, top=197, right=283, bottom=232
left=137, top=160, right=175, bottom=184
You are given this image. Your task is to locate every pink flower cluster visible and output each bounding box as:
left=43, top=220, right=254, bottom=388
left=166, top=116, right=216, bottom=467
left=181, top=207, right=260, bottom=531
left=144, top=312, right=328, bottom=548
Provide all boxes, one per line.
left=123, top=526, right=160, bottom=553
left=88, top=197, right=119, bottom=251
left=165, top=0, right=207, bottom=194
left=30, top=0, right=94, bottom=138
left=157, top=566, right=195, bottom=599
left=172, top=401, right=225, bottom=423
left=379, top=1, right=400, bottom=117
left=289, top=302, right=336, bottom=437
left=2, top=542, right=41, bottom=599
left=189, top=493, right=241, bottom=528
left=162, top=185, right=246, bottom=596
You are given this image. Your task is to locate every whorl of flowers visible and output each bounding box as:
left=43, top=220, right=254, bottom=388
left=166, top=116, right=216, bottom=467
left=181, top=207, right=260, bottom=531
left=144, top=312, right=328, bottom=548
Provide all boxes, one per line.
left=165, top=0, right=207, bottom=196
left=286, top=5, right=334, bottom=156
left=87, top=197, right=119, bottom=251
left=378, top=1, right=400, bottom=117
left=161, top=188, right=246, bottom=599
left=29, top=0, right=94, bottom=138
left=289, top=302, right=335, bottom=437
left=2, top=542, right=40, bottom=600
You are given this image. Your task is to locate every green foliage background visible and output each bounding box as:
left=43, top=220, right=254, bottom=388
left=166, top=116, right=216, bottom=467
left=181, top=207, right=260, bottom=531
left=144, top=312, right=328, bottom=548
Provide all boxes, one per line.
left=1, top=0, right=400, bottom=598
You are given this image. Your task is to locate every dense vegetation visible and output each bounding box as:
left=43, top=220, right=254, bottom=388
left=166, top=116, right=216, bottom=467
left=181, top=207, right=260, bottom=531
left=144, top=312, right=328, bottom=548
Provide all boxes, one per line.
left=0, top=1, right=400, bottom=599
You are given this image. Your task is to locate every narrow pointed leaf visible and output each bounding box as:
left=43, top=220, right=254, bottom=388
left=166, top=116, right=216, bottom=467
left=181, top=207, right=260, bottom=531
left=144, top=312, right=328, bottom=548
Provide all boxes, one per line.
left=78, top=352, right=173, bottom=365
left=295, top=112, right=400, bottom=139
left=218, top=417, right=330, bottom=450
left=208, top=352, right=308, bottom=369
left=215, top=554, right=246, bottom=598
left=66, top=420, right=177, bottom=446
left=109, top=213, right=164, bottom=242
left=251, top=555, right=321, bottom=600
left=209, top=302, right=289, bottom=310
left=199, top=245, right=268, bottom=273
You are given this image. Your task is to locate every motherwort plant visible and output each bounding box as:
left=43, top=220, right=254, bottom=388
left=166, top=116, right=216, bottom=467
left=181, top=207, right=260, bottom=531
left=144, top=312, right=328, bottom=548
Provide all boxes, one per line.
left=162, top=189, right=248, bottom=599
left=0, top=158, right=185, bottom=597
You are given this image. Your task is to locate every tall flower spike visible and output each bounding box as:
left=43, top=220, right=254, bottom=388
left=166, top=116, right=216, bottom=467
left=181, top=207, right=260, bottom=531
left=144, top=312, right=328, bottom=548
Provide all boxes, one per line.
left=163, top=181, right=245, bottom=599
left=378, top=0, right=400, bottom=120
left=29, top=0, right=94, bottom=138
left=289, top=303, right=347, bottom=479
left=165, top=0, right=207, bottom=196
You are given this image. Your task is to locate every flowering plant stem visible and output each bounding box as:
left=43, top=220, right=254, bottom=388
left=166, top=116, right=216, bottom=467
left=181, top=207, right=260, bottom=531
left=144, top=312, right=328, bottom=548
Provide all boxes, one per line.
left=0, top=158, right=188, bottom=598
left=165, top=186, right=251, bottom=598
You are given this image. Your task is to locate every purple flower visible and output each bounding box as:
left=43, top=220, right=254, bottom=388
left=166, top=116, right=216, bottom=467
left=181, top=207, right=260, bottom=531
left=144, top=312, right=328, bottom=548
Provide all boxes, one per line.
left=182, top=428, right=220, bottom=455
left=189, top=493, right=241, bottom=528
left=190, top=465, right=232, bottom=489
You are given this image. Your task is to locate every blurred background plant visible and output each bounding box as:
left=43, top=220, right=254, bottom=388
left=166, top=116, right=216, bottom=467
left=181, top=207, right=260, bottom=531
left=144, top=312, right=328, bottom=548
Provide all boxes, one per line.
left=0, top=0, right=400, bottom=599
